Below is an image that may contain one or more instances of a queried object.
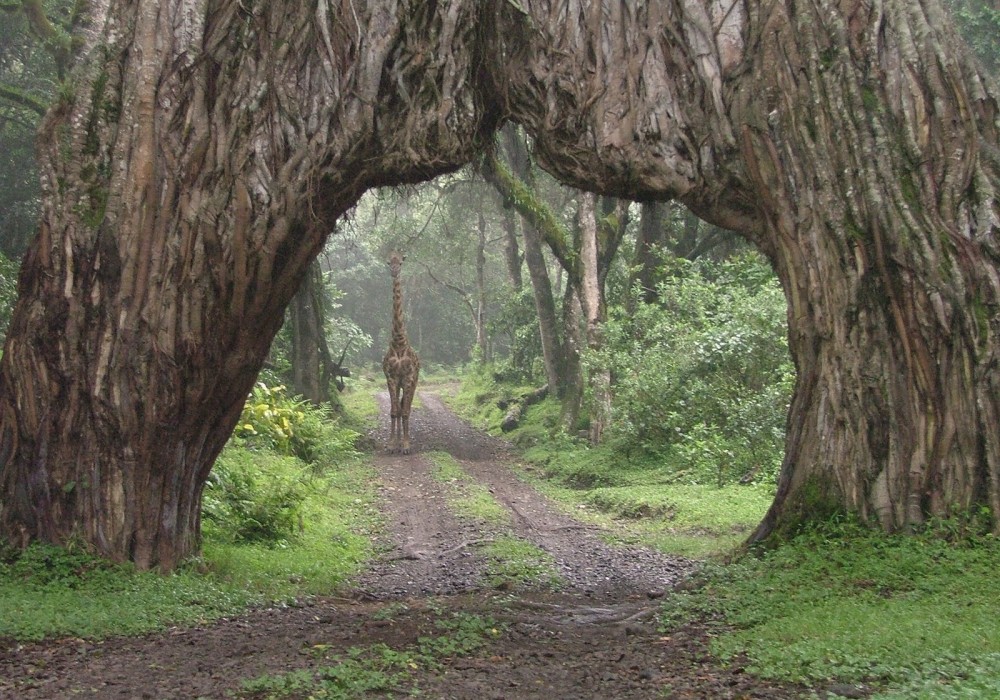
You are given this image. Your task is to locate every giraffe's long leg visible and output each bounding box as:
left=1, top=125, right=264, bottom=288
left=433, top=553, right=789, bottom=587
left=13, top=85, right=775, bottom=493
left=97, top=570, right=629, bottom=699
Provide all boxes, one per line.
left=386, top=379, right=400, bottom=452
left=400, top=381, right=417, bottom=455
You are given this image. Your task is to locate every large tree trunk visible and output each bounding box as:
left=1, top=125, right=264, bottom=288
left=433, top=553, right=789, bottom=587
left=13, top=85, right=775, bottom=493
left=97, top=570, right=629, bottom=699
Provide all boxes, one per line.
left=0, top=0, right=499, bottom=569
left=490, top=0, right=1000, bottom=536
left=735, top=0, right=1000, bottom=538
left=2, top=0, right=998, bottom=570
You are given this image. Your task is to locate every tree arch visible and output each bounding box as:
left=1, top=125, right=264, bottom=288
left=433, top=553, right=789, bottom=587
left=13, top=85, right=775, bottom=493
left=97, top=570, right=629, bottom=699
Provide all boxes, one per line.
left=0, top=0, right=997, bottom=569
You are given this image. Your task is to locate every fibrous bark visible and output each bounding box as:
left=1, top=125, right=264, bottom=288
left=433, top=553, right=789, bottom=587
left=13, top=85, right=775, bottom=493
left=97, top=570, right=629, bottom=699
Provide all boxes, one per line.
left=0, top=0, right=500, bottom=569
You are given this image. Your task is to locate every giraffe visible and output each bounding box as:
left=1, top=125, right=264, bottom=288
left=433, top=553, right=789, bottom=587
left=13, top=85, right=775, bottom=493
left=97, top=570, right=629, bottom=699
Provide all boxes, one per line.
left=382, top=251, right=421, bottom=454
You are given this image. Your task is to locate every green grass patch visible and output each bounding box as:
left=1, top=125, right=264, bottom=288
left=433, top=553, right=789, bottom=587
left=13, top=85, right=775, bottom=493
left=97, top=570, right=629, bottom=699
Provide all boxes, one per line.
left=236, top=611, right=503, bottom=699
left=428, top=450, right=470, bottom=483
left=481, top=535, right=561, bottom=590
left=0, top=399, right=378, bottom=642
left=445, top=367, right=536, bottom=434
left=0, top=543, right=261, bottom=640
left=338, top=381, right=382, bottom=431
left=200, top=442, right=378, bottom=598
left=426, top=451, right=511, bottom=526
left=660, top=522, right=1000, bottom=697
left=447, top=374, right=775, bottom=558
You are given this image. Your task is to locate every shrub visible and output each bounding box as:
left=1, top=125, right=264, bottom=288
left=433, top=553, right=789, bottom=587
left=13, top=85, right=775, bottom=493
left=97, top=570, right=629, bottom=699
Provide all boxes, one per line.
left=0, top=251, right=19, bottom=342
left=600, top=253, right=793, bottom=485
left=234, top=382, right=360, bottom=464
left=202, top=447, right=309, bottom=545
left=235, top=383, right=306, bottom=454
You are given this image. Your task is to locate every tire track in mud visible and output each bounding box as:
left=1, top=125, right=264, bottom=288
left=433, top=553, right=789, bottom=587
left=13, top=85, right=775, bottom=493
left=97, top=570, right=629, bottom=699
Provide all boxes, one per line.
left=0, top=389, right=807, bottom=700
left=354, top=390, right=695, bottom=600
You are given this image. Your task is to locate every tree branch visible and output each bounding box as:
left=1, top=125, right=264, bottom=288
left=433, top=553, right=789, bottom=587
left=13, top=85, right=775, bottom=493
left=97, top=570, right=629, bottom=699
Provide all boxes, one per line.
left=478, top=150, right=577, bottom=276
left=0, top=83, right=48, bottom=116
left=417, top=261, right=475, bottom=316
left=21, top=0, right=75, bottom=79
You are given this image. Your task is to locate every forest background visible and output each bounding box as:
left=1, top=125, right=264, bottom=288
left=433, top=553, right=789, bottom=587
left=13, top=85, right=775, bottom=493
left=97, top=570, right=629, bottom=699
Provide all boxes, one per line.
left=1, top=1, right=1000, bottom=698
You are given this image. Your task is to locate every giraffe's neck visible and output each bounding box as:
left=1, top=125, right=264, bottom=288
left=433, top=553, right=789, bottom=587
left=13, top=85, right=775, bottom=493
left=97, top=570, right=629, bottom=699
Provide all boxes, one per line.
left=390, top=271, right=409, bottom=351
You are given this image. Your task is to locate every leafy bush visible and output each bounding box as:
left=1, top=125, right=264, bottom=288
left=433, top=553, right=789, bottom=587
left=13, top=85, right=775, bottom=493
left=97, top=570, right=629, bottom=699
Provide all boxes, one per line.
left=0, top=251, right=19, bottom=342
left=600, top=253, right=793, bottom=485
left=487, top=286, right=545, bottom=383
left=235, top=382, right=360, bottom=464
left=235, top=383, right=308, bottom=455
left=202, top=447, right=309, bottom=545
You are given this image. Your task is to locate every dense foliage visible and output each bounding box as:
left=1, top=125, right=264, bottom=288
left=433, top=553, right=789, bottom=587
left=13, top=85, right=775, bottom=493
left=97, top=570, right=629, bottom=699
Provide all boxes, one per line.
left=600, top=253, right=793, bottom=485
left=946, top=0, right=1000, bottom=75
left=206, top=383, right=362, bottom=544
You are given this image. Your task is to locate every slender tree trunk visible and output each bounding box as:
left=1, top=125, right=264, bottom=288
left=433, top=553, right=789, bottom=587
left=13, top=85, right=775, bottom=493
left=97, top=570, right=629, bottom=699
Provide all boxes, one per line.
left=500, top=208, right=522, bottom=291
left=577, top=193, right=611, bottom=444
left=633, top=202, right=667, bottom=305
left=497, top=125, right=524, bottom=291
left=559, top=284, right=584, bottom=433
left=523, top=216, right=562, bottom=394
left=483, top=131, right=566, bottom=394
left=289, top=260, right=332, bottom=406
left=474, top=209, right=489, bottom=362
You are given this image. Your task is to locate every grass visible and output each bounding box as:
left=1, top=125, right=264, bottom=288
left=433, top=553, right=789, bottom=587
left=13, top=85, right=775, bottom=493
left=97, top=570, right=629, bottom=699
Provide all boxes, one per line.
left=236, top=611, right=503, bottom=699
left=202, top=449, right=378, bottom=598
left=426, top=451, right=512, bottom=526
left=481, top=535, right=561, bottom=590
left=659, top=520, right=1000, bottom=698
left=0, top=396, right=379, bottom=641
left=448, top=369, right=1000, bottom=698
left=338, top=379, right=381, bottom=431
left=0, top=543, right=261, bottom=640
left=447, top=374, right=772, bottom=558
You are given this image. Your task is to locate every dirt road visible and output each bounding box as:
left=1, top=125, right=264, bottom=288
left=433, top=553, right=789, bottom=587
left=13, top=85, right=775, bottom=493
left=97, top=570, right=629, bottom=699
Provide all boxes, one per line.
left=0, top=391, right=805, bottom=699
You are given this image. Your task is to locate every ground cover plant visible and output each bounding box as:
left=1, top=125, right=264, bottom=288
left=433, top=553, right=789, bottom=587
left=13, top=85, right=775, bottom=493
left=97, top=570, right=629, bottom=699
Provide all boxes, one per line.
left=0, top=542, right=261, bottom=641
left=450, top=366, right=1000, bottom=699
left=0, top=382, right=376, bottom=639
left=236, top=610, right=503, bottom=699
left=446, top=371, right=774, bottom=558
left=659, top=519, right=1000, bottom=699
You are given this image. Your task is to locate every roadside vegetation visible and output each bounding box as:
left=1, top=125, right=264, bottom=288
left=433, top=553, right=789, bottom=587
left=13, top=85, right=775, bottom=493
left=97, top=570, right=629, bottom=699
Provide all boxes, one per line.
left=0, top=383, right=378, bottom=640
left=661, top=519, right=1000, bottom=699
left=447, top=369, right=999, bottom=699
left=438, top=250, right=1000, bottom=700
left=446, top=370, right=1000, bottom=698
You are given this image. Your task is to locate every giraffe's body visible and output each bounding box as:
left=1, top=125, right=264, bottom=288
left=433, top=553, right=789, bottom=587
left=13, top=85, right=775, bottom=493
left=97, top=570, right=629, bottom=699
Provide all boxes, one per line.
left=383, top=251, right=420, bottom=454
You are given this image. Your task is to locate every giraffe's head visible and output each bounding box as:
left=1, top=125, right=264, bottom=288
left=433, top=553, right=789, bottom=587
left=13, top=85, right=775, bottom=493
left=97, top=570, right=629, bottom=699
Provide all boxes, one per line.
left=387, top=251, right=405, bottom=276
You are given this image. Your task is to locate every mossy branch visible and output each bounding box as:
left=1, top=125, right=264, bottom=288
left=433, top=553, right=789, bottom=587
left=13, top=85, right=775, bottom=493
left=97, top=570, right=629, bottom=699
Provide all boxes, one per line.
left=479, top=150, right=577, bottom=276
left=18, top=0, right=72, bottom=78
left=0, top=83, right=49, bottom=116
